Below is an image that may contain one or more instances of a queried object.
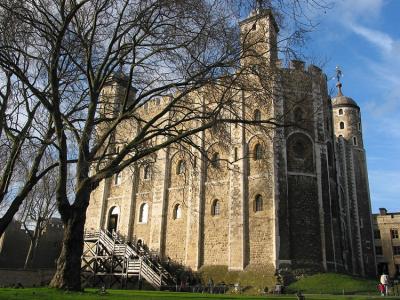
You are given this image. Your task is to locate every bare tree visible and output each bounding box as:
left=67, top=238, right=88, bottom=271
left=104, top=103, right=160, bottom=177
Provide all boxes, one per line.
left=17, top=161, right=58, bottom=269
left=0, top=66, right=55, bottom=237
left=0, top=0, right=329, bottom=291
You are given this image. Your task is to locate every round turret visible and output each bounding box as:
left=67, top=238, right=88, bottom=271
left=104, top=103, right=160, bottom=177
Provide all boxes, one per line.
left=332, top=82, right=363, bottom=148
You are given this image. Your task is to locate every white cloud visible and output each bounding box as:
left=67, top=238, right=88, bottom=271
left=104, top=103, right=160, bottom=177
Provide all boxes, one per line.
left=349, top=23, right=397, bottom=54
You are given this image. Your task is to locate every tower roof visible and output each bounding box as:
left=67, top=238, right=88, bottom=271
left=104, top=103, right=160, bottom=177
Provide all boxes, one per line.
left=332, top=82, right=359, bottom=109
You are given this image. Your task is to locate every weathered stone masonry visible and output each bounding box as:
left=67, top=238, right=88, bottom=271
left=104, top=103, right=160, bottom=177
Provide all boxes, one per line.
left=85, top=9, right=376, bottom=278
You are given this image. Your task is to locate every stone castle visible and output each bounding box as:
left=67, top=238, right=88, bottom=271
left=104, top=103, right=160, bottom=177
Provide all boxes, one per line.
left=85, top=9, right=376, bottom=279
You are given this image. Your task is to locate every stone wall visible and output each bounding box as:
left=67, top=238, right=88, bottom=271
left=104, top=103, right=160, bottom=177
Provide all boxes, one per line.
left=0, top=269, right=55, bottom=287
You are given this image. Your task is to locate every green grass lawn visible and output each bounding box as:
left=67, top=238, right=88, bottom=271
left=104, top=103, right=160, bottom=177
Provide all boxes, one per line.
left=286, top=273, right=378, bottom=295
left=0, top=288, right=396, bottom=300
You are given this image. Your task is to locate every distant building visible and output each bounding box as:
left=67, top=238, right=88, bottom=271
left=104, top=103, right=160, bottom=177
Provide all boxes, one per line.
left=0, top=218, right=63, bottom=269
left=373, top=208, right=400, bottom=278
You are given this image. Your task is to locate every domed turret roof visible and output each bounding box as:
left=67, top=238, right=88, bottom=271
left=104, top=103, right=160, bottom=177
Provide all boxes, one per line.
left=332, top=82, right=359, bottom=109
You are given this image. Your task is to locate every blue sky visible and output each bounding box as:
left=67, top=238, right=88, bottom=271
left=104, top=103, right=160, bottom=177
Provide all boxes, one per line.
left=303, top=0, right=400, bottom=213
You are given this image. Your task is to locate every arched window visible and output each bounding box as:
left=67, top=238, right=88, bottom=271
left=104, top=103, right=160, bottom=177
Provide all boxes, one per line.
left=338, top=109, right=343, bottom=115
left=114, top=172, right=122, bottom=185
left=173, top=204, right=182, bottom=219
left=234, top=147, right=238, bottom=161
left=254, top=143, right=262, bottom=160
left=353, top=136, right=358, bottom=146
left=211, top=152, right=220, bottom=168
left=139, top=203, right=149, bottom=223
left=176, top=160, right=185, bottom=175
left=255, top=195, right=263, bottom=212
left=340, top=122, right=345, bottom=129
left=211, top=200, right=220, bottom=216
left=293, top=140, right=305, bottom=158
left=143, top=165, right=151, bottom=180
left=254, top=109, right=261, bottom=121
left=287, top=133, right=314, bottom=173
left=293, top=107, right=304, bottom=123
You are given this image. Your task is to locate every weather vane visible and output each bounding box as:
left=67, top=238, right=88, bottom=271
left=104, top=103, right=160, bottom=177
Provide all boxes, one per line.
left=335, top=66, right=343, bottom=83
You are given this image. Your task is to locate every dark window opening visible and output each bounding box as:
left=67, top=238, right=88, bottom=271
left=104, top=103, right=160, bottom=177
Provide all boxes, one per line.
left=255, top=194, right=263, bottom=212
left=211, top=200, right=220, bottom=216
left=254, top=143, right=263, bottom=160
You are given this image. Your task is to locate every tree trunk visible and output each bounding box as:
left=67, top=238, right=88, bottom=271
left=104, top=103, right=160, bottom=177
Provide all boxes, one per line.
left=24, top=225, right=41, bottom=269
left=49, top=206, right=88, bottom=290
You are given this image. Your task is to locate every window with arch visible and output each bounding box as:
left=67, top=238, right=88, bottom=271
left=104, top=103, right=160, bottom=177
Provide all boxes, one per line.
left=338, top=109, right=343, bottom=115
left=211, top=200, right=220, bottom=216
left=173, top=204, right=182, bottom=219
left=143, top=165, right=151, bottom=180
left=254, top=109, right=261, bottom=121
left=255, top=194, right=263, bottom=212
left=114, top=172, right=122, bottom=185
left=286, top=133, right=314, bottom=173
left=139, top=203, right=149, bottom=223
left=293, top=107, right=304, bottom=123
left=340, top=122, right=345, bottom=129
left=176, top=160, right=186, bottom=175
left=353, top=136, right=358, bottom=146
left=211, top=152, right=220, bottom=168
left=234, top=147, right=238, bottom=161
left=254, top=143, right=263, bottom=160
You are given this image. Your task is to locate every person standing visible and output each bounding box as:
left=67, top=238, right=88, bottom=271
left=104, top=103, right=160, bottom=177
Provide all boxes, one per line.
left=380, top=273, right=390, bottom=296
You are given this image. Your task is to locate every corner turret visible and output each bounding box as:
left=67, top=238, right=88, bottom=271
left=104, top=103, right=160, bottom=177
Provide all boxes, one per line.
left=332, top=81, right=363, bottom=148
left=239, top=8, right=278, bottom=67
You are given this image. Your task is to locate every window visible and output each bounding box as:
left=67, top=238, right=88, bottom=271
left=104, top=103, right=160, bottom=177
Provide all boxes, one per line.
left=374, top=230, right=381, bottom=239
left=114, top=172, right=122, bottom=185
left=293, top=140, right=305, bottom=158
left=139, top=203, right=149, bottom=223
left=254, top=109, right=261, bottom=122
left=255, top=194, right=263, bottom=212
left=340, top=122, right=345, bottom=129
left=393, top=246, right=400, bottom=255
left=358, top=122, right=361, bottom=131
left=173, top=204, right=182, bottom=219
left=251, top=23, right=257, bottom=31
left=143, top=165, right=151, bottom=180
left=176, top=160, right=185, bottom=175
left=211, top=200, right=220, bottom=216
left=211, top=152, right=220, bottom=168
left=375, top=246, right=383, bottom=255
left=338, top=109, right=343, bottom=115
left=391, top=229, right=399, bottom=239
left=254, top=143, right=262, bottom=160
left=353, top=136, right=358, bottom=146
left=234, top=147, right=238, bottom=161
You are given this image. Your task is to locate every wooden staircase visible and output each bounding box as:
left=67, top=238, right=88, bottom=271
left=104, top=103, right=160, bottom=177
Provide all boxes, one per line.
left=81, top=229, right=175, bottom=289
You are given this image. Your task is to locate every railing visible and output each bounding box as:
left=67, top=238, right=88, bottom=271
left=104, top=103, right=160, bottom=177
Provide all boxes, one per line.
left=83, top=228, right=175, bottom=288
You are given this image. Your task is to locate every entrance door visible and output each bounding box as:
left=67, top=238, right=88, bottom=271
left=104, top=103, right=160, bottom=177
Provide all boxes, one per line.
left=107, top=206, right=120, bottom=233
